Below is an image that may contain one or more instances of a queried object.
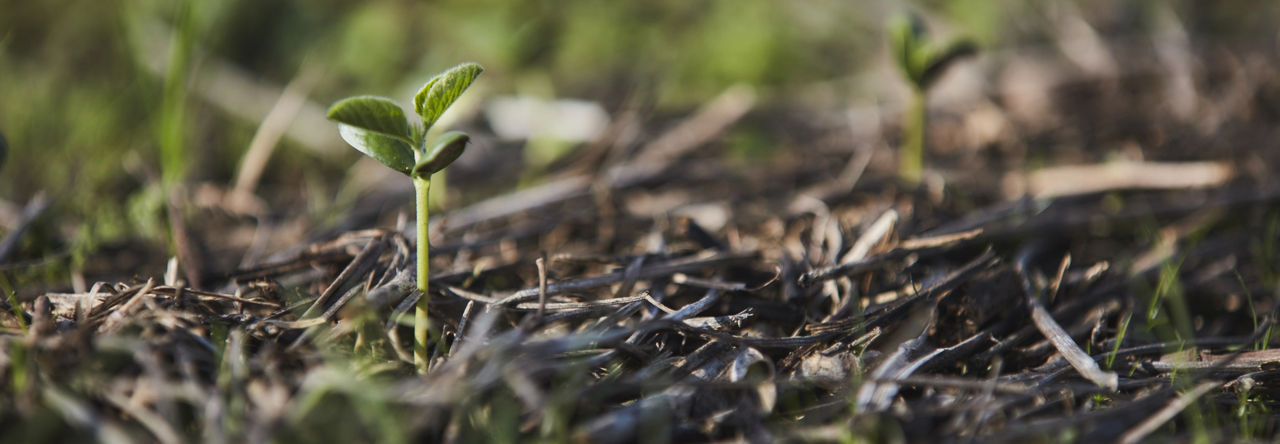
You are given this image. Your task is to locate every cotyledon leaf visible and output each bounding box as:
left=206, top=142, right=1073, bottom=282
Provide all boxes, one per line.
left=412, top=131, right=469, bottom=178
left=413, top=63, right=484, bottom=130
left=328, top=96, right=416, bottom=175
left=337, top=124, right=415, bottom=175
left=888, top=12, right=975, bottom=90
left=889, top=13, right=926, bottom=85
left=328, top=96, right=414, bottom=140
left=918, top=38, right=977, bottom=90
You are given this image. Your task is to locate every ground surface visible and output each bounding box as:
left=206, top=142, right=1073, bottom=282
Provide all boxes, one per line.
left=5, top=24, right=1280, bottom=444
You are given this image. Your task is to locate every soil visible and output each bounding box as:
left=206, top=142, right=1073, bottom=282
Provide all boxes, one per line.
left=4, top=43, right=1280, bottom=442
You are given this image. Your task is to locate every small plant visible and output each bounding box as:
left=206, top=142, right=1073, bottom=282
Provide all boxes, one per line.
left=327, top=62, right=483, bottom=373
left=888, top=12, right=976, bottom=184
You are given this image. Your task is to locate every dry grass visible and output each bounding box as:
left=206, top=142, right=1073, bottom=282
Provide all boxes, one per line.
left=5, top=39, right=1280, bottom=444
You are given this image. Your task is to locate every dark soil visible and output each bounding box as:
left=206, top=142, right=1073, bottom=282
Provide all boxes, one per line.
left=4, top=43, right=1280, bottom=443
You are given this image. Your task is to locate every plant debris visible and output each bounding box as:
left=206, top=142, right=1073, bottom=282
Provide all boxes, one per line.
left=6, top=42, right=1280, bottom=444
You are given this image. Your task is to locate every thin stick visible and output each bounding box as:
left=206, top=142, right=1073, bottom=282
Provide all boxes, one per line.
left=1026, top=296, right=1117, bottom=390
left=800, top=228, right=982, bottom=286
left=1027, top=160, right=1233, bottom=198
left=840, top=209, right=897, bottom=265
left=495, top=251, right=756, bottom=305
left=451, top=300, right=478, bottom=356
left=535, top=255, right=548, bottom=323
left=234, top=62, right=322, bottom=196
left=1017, top=246, right=1118, bottom=391
left=1118, top=381, right=1219, bottom=444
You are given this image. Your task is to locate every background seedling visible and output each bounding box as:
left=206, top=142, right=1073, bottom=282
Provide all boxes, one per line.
left=327, top=62, right=483, bottom=373
left=889, top=12, right=976, bottom=184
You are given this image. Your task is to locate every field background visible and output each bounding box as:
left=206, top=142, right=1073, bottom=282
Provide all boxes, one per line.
left=3, top=1, right=1280, bottom=442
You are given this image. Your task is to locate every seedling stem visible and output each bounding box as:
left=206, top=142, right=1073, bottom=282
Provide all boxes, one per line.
left=888, top=12, right=975, bottom=185
left=902, top=87, right=926, bottom=184
left=327, top=62, right=483, bottom=373
left=413, top=176, right=432, bottom=370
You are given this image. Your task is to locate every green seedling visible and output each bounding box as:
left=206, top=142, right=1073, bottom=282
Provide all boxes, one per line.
left=888, top=12, right=976, bottom=184
left=327, top=62, right=483, bottom=373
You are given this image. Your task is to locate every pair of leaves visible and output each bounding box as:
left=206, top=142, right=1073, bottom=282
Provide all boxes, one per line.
left=327, top=62, right=483, bottom=178
left=889, top=13, right=977, bottom=91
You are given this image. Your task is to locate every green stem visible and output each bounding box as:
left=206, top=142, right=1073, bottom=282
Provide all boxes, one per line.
left=900, top=87, right=926, bottom=184
left=160, top=0, right=195, bottom=189
left=413, top=176, right=432, bottom=373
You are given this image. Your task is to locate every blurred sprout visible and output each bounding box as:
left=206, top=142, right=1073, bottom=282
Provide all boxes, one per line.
left=890, top=13, right=977, bottom=91
left=889, top=12, right=976, bottom=184
left=327, top=62, right=483, bottom=373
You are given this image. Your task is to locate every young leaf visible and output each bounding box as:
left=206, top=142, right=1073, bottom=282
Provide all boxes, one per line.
left=413, top=77, right=441, bottom=118
left=889, top=12, right=975, bottom=90
left=889, top=13, right=927, bottom=86
left=412, top=131, right=469, bottom=178
left=919, top=38, right=977, bottom=90
left=328, top=96, right=416, bottom=174
left=413, top=63, right=484, bottom=130
left=337, top=125, right=415, bottom=175
left=327, top=96, right=414, bottom=141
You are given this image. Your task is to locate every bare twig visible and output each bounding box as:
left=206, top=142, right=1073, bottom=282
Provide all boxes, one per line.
left=534, top=255, right=548, bottom=322
left=1026, top=160, right=1234, bottom=198
left=1016, top=245, right=1118, bottom=391
left=300, top=236, right=385, bottom=318
left=840, top=209, right=897, bottom=265
left=799, top=228, right=982, bottom=287
left=1117, top=381, right=1220, bottom=444
left=233, top=62, right=324, bottom=197
left=495, top=251, right=757, bottom=305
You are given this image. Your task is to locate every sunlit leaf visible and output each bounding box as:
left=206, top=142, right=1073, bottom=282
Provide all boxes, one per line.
left=413, top=63, right=484, bottom=130
left=328, top=96, right=416, bottom=174
left=337, top=124, right=415, bottom=175
left=412, top=77, right=440, bottom=119
left=327, top=96, right=413, bottom=141
left=412, top=131, right=469, bottom=178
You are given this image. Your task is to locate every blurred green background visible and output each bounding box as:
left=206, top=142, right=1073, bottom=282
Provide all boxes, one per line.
left=0, top=0, right=1276, bottom=283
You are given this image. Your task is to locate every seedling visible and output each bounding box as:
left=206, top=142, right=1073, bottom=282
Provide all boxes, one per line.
left=327, top=62, right=483, bottom=373
left=888, top=13, right=976, bottom=184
